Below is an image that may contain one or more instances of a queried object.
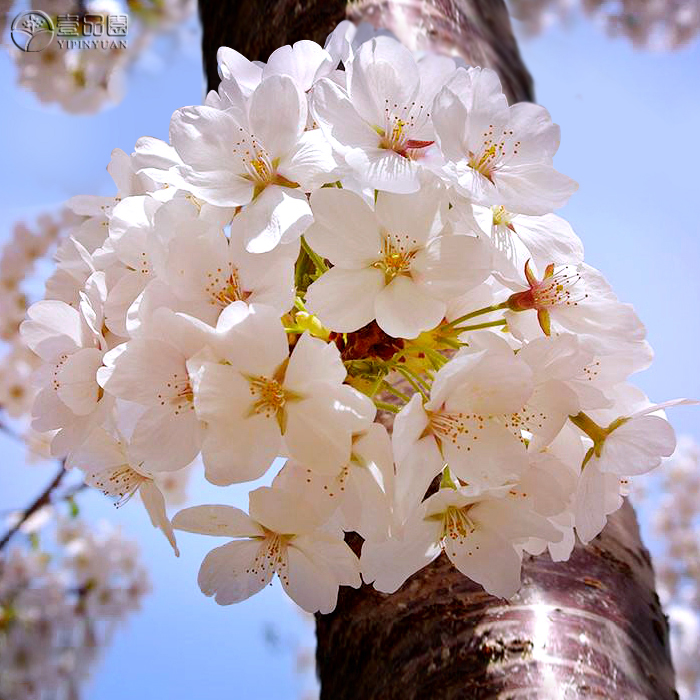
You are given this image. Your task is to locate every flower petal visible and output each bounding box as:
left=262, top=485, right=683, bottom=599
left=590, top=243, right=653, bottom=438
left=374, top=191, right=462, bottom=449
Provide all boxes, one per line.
left=374, top=276, right=445, bottom=339
left=200, top=417, right=280, bottom=485
left=284, top=332, right=346, bottom=393
left=140, top=480, right=179, bottom=556
left=249, top=486, right=322, bottom=534
left=173, top=504, right=264, bottom=538
left=445, top=527, right=522, bottom=598
left=56, top=347, right=103, bottom=416
left=281, top=128, right=337, bottom=190
left=283, top=543, right=339, bottom=613
left=306, top=266, right=385, bottom=333
left=239, top=186, right=313, bottom=253
left=412, top=234, right=491, bottom=300
left=130, top=406, right=203, bottom=473
left=197, top=540, right=271, bottom=605
left=598, top=415, right=676, bottom=476
left=249, top=75, right=306, bottom=157
left=361, top=516, right=442, bottom=594
left=306, top=188, right=382, bottom=267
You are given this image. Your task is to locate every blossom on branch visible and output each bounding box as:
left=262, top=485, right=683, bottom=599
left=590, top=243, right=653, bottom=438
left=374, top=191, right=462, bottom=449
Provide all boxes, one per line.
left=16, top=21, right=694, bottom=608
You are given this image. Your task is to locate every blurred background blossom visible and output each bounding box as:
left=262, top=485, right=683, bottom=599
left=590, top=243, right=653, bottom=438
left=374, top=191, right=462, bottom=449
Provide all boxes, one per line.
left=508, top=0, right=700, bottom=50
left=2, top=0, right=196, bottom=113
left=0, top=515, right=149, bottom=700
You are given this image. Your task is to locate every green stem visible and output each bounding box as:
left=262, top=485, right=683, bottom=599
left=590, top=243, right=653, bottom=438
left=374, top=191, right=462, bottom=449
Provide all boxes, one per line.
left=373, top=400, right=400, bottom=414
left=426, top=348, right=448, bottom=369
left=394, top=365, right=430, bottom=398
left=409, top=345, right=448, bottom=369
left=569, top=412, right=607, bottom=444
left=442, top=302, right=508, bottom=330
left=451, top=319, right=507, bottom=333
left=392, top=367, right=424, bottom=399
left=381, top=382, right=411, bottom=403
left=441, top=337, right=463, bottom=350
left=368, top=373, right=386, bottom=398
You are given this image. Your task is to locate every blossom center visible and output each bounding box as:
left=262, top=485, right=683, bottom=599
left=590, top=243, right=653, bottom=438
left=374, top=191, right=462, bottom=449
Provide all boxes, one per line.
left=372, top=232, right=418, bottom=282
left=379, top=115, right=410, bottom=152
left=469, top=143, right=501, bottom=180
left=158, top=372, right=195, bottom=415
left=233, top=128, right=299, bottom=194
left=249, top=153, right=275, bottom=186
left=233, top=129, right=277, bottom=187
left=206, top=266, right=250, bottom=307
left=376, top=100, right=433, bottom=159
left=246, top=532, right=291, bottom=586
left=94, top=464, right=146, bottom=507
left=532, top=269, right=584, bottom=309
left=9, top=384, right=25, bottom=400
left=503, top=408, right=543, bottom=445
left=491, top=205, right=512, bottom=227
left=429, top=410, right=487, bottom=450
left=442, top=505, right=476, bottom=541
left=468, top=126, right=519, bottom=180
left=247, top=376, right=287, bottom=417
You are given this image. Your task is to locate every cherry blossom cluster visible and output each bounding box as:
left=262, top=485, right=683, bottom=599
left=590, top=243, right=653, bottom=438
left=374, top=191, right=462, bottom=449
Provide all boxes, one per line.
left=20, top=21, right=694, bottom=613
left=0, top=209, right=80, bottom=424
left=0, top=202, right=195, bottom=493
left=0, top=516, right=148, bottom=700
left=509, top=0, right=700, bottom=49
left=7, top=0, right=195, bottom=114
left=632, top=436, right=700, bottom=700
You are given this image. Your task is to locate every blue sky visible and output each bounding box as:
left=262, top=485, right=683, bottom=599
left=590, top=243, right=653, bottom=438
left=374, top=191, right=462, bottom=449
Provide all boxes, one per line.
left=1, top=8, right=699, bottom=700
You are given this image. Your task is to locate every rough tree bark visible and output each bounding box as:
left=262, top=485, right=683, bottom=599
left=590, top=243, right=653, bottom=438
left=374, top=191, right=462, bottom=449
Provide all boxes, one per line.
left=198, top=0, right=533, bottom=103
left=197, top=1, right=677, bottom=697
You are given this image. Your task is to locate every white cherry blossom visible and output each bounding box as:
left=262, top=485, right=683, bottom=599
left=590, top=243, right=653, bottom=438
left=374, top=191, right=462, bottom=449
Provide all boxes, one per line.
left=433, top=66, right=577, bottom=214
left=362, top=485, right=560, bottom=598
left=96, top=307, right=209, bottom=472
left=571, top=399, right=696, bottom=542
left=392, top=347, right=534, bottom=513
left=173, top=486, right=361, bottom=612
left=170, top=74, right=336, bottom=252
left=312, top=36, right=456, bottom=193
left=505, top=261, right=646, bottom=346
left=305, top=185, right=490, bottom=338
left=187, top=302, right=375, bottom=485
left=16, top=20, right=695, bottom=614
left=21, top=274, right=110, bottom=458
left=69, top=427, right=179, bottom=554
left=471, top=203, right=584, bottom=284
left=213, top=35, right=339, bottom=103
left=274, top=422, right=395, bottom=541
left=136, top=198, right=298, bottom=325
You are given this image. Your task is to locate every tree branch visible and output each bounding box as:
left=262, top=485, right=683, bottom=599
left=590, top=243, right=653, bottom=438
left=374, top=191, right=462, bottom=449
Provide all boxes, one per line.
left=0, top=462, right=67, bottom=551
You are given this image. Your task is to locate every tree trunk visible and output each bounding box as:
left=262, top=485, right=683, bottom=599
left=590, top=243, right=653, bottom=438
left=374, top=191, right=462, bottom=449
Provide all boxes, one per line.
left=316, top=501, right=676, bottom=699
left=197, top=0, right=533, bottom=103
left=196, top=1, right=676, bottom=697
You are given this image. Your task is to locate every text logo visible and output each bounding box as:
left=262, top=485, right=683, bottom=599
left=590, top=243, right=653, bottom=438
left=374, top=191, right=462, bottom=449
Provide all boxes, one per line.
left=10, top=10, right=55, bottom=52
